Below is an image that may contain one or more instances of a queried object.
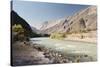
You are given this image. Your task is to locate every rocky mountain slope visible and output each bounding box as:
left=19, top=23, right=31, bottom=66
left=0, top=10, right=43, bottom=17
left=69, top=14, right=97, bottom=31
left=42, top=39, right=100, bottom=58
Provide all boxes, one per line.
left=40, top=6, right=97, bottom=34
left=11, top=10, right=41, bottom=37
left=11, top=11, right=33, bottom=37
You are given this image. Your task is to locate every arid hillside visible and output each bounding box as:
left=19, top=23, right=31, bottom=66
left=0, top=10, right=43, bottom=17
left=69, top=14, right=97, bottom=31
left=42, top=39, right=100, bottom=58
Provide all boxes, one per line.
left=40, top=6, right=97, bottom=34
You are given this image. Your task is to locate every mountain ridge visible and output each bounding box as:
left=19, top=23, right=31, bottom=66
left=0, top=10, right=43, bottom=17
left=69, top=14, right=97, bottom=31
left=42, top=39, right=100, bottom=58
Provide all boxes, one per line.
left=40, top=6, right=97, bottom=34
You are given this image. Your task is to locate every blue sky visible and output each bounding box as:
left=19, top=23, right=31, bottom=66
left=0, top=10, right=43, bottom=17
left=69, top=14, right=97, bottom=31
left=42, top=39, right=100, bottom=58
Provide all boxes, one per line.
left=12, top=1, right=90, bottom=29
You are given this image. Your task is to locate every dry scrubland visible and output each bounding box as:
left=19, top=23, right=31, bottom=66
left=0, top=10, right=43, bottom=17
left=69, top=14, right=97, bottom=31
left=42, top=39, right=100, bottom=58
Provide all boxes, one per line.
left=65, top=31, right=97, bottom=43
left=50, top=30, right=97, bottom=43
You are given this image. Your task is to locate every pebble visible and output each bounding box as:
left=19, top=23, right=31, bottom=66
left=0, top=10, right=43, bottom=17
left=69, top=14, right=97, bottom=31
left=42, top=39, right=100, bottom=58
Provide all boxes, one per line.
left=31, top=43, right=93, bottom=64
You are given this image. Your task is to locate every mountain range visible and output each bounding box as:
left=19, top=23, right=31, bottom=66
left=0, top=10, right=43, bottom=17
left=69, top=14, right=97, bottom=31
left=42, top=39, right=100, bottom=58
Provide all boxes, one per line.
left=12, top=6, right=97, bottom=36
left=40, top=6, right=97, bottom=34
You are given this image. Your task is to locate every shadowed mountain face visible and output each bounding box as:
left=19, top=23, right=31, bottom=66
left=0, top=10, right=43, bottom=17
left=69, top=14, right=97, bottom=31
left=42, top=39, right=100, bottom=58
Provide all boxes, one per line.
left=11, top=10, right=34, bottom=37
left=40, top=6, right=97, bottom=34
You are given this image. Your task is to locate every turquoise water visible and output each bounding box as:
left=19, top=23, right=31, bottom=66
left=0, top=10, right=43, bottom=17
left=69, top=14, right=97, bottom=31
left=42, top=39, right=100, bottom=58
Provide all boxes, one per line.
left=31, top=37, right=97, bottom=60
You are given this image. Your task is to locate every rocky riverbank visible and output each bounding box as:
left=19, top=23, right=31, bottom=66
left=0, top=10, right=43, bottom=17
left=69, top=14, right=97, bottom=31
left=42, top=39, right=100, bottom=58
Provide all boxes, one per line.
left=12, top=41, right=94, bottom=66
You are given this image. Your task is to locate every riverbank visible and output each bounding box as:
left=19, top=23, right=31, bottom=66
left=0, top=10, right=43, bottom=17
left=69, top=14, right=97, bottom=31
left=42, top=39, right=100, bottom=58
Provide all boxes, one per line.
left=64, top=31, right=97, bottom=43
left=64, top=37, right=97, bottom=43
left=12, top=41, right=95, bottom=66
left=49, top=31, right=97, bottom=43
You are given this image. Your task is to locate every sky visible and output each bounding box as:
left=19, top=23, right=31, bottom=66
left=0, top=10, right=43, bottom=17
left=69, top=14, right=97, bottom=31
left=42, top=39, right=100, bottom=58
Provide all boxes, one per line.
left=12, top=0, right=90, bottom=29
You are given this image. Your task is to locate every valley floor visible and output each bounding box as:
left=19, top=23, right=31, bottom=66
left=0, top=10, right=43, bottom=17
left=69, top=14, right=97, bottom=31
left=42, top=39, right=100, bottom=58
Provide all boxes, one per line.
left=65, top=37, right=97, bottom=43
left=64, top=31, right=97, bottom=43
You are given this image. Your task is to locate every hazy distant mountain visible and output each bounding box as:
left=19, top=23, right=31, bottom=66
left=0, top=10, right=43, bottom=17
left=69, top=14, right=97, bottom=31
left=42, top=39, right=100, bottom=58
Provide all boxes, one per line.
left=40, top=6, right=97, bottom=34
left=31, top=26, right=42, bottom=34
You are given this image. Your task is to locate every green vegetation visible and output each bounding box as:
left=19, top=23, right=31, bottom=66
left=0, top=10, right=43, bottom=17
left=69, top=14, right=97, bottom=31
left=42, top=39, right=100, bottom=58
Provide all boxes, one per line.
left=12, top=24, right=24, bottom=33
left=12, top=24, right=28, bottom=42
left=50, top=32, right=66, bottom=39
left=12, top=24, right=44, bottom=42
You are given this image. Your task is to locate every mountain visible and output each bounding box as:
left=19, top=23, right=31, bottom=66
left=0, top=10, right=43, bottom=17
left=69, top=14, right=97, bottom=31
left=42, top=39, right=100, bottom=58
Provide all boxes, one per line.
left=31, top=26, right=42, bottom=34
left=40, top=6, right=97, bottom=34
left=11, top=10, right=40, bottom=37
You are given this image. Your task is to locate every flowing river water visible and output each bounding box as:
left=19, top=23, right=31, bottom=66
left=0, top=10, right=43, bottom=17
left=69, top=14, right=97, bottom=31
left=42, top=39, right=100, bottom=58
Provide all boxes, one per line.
left=30, top=37, right=97, bottom=61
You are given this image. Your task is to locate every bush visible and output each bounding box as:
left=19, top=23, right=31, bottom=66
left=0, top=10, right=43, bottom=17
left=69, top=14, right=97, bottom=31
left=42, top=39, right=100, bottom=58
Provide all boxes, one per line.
left=12, top=24, right=24, bottom=33
left=12, top=24, right=27, bottom=41
left=50, top=32, right=66, bottom=39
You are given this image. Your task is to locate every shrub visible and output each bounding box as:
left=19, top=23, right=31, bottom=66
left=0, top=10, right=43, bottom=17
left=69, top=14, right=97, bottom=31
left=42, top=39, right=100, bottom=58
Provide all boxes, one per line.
left=12, top=24, right=26, bottom=41
left=50, top=32, right=66, bottom=39
left=12, top=24, right=24, bottom=33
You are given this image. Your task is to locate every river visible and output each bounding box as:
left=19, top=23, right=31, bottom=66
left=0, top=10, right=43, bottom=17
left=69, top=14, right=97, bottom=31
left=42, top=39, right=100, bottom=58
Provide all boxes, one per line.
left=30, top=37, right=97, bottom=61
